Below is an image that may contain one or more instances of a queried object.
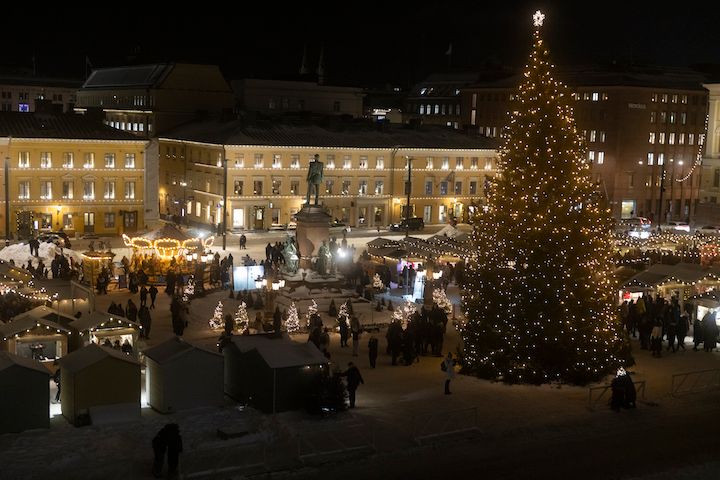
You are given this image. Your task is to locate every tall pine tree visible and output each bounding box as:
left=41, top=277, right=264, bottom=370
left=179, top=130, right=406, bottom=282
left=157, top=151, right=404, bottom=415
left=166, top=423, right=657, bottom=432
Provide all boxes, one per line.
left=460, top=11, right=632, bottom=385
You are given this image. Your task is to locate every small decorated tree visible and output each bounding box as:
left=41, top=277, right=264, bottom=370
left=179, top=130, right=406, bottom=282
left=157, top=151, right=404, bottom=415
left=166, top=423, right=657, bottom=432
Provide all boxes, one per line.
left=286, top=302, right=300, bottom=333
left=432, top=287, right=453, bottom=316
left=392, top=299, right=417, bottom=330
left=234, top=301, right=248, bottom=331
left=209, top=300, right=224, bottom=329
left=306, top=299, right=318, bottom=328
left=373, top=273, right=384, bottom=290
left=338, top=300, right=350, bottom=324
left=182, top=275, right=195, bottom=303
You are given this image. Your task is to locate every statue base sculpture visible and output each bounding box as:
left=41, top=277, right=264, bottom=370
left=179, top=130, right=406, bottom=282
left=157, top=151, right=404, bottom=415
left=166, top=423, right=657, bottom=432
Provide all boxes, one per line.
left=295, top=204, right=332, bottom=269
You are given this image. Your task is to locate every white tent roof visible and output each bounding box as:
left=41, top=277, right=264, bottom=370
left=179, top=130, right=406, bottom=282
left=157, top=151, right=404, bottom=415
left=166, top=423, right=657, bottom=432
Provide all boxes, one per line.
left=0, top=351, right=50, bottom=375
left=230, top=333, right=327, bottom=369
left=59, top=344, right=139, bottom=373
left=70, top=311, right=140, bottom=332
left=143, top=336, right=221, bottom=364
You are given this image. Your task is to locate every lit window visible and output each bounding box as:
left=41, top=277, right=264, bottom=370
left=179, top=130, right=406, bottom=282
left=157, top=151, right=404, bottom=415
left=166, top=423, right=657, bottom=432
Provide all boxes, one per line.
left=671, top=94, right=678, bottom=103
left=40, top=152, right=52, bottom=168
left=590, top=130, right=596, bottom=142
left=40, top=181, right=52, bottom=199
left=254, top=154, right=263, bottom=168
left=597, top=152, right=605, bottom=164
left=456, top=157, right=464, bottom=170
left=419, top=105, right=425, bottom=114
left=83, top=153, right=94, bottom=168
left=18, top=151, right=30, bottom=168
left=326, top=155, right=335, bottom=169
left=104, top=181, right=116, bottom=199
left=63, top=152, right=74, bottom=168
left=234, top=153, right=244, bottom=168
left=668, top=133, right=675, bottom=145
left=471, top=157, right=479, bottom=169
left=104, top=153, right=115, bottom=168
left=650, top=112, right=656, bottom=123
left=343, top=156, right=352, bottom=169
left=649, top=132, right=656, bottom=144
left=659, top=132, right=665, bottom=144
left=681, top=95, right=688, bottom=104
left=358, top=180, right=368, bottom=195
left=83, top=181, right=95, bottom=200
left=441, top=157, right=449, bottom=170
left=359, top=156, right=368, bottom=169
left=591, top=92, right=599, bottom=101
left=647, top=153, right=654, bottom=165
left=18, top=181, right=30, bottom=199
left=588, top=151, right=595, bottom=163
left=125, top=153, right=135, bottom=168
left=598, top=131, right=606, bottom=143
left=680, top=112, right=687, bottom=125
left=62, top=181, right=73, bottom=199
left=426, top=157, right=434, bottom=169
left=273, top=154, right=283, bottom=169
left=374, top=180, right=384, bottom=195
left=658, top=153, right=664, bottom=166
left=484, top=158, right=493, bottom=171
left=376, top=156, right=384, bottom=169
left=688, top=134, right=695, bottom=145
left=678, top=133, right=685, bottom=145
left=661, top=94, right=668, bottom=103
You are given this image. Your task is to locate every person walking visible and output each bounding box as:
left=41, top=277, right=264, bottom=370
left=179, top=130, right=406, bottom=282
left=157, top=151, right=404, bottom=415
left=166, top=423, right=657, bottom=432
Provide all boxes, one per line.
left=368, top=335, right=378, bottom=368
left=139, top=305, right=152, bottom=340
left=165, top=423, right=183, bottom=478
left=151, top=425, right=168, bottom=478
left=53, top=366, right=61, bottom=403
left=140, top=285, right=148, bottom=308
left=351, top=315, right=361, bottom=357
left=239, top=234, right=247, bottom=249
left=442, top=352, right=456, bottom=395
left=342, top=361, right=364, bottom=408
left=148, top=284, right=158, bottom=309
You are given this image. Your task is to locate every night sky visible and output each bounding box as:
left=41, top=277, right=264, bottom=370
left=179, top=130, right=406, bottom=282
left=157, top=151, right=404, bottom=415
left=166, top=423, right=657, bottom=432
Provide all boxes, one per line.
left=5, top=2, right=720, bottom=87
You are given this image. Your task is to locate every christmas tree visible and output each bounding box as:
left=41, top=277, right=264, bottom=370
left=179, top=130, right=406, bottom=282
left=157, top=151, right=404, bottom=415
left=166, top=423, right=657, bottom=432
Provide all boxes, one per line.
left=392, top=300, right=417, bottom=330
left=460, top=11, right=631, bottom=385
left=234, top=301, right=249, bottom=331
left=337, top=301, right=350, bottom=324
left=373, top=273, right=384, bottom=290
left=432, top=288, right=453, bottom=316
left=286, top=302, right=300, bottom=333
left=182, top=275, right=195, bottom=303
left=209, top=300, right=224, bottom=329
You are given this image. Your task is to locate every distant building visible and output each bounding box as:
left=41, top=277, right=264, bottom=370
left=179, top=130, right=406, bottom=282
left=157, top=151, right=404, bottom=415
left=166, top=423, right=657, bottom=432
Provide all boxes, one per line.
left=0, top=108, right=148, bottom=238
left=75, top=63, right=233, bottom=137
left=155, top=117, right=498, bottom=232
left=404, top=72, right=481, bottom=129
left=696, top=82, right=720, bottom=224
left=0, top=74, right=82, bottom=113
left=462, top=65, right=709, bottom=222
left=232, top=78, right=364, bottom=118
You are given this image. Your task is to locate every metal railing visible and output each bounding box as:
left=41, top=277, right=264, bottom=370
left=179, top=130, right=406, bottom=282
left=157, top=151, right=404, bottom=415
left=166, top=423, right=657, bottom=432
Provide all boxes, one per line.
left=670, top=368, right=720, bottom=397
left=411, top=407, right=479, bottom=445
left=587, top=380, right=646, bottom=410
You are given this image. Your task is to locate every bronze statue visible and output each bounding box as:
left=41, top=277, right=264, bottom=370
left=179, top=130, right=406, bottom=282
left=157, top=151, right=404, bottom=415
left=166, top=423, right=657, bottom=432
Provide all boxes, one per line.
left=306, top=154, right=324, bottom=206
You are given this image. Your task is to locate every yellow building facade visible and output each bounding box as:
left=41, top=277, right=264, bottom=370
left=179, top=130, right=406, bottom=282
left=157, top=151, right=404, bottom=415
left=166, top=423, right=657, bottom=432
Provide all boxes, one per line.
left=157, top=123, right=498, bottom=231
left=0, top=115, right=147, bottom=238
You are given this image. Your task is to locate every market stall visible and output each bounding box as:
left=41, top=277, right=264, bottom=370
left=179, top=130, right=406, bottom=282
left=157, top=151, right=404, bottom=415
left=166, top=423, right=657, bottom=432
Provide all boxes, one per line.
left=0, top=352, right=50, bottom=433
left=0, top=311, right=73, bottom=362
left=619, top=263, right=720, bottom=307
left=70, top=311, right=140, bottom=352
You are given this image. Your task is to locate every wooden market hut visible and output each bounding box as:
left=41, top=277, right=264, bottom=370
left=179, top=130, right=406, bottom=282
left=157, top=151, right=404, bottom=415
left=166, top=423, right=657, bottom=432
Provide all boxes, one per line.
left=620, top=263, right=720, bottom=306
left=59, top=344, right=140, bottom=426
left=224, top=333, right=328, bottom=413
left=143, top=337, right=224, bottom=413
left=0, top=309, right=73, bottom=361
left=70, top=311, right=140, bottom=351
left=0, top=351, right=50, bottom=433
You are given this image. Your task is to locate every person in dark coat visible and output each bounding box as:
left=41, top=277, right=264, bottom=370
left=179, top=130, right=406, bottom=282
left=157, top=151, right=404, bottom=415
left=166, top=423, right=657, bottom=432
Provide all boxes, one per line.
left=126, top=299, right=138, bottom=324
left=165, top=423, right=183, bottom=477
left=140, top=285, right=148, bottom=307
left=148, top=284, right=158, bottom=309
left=368, top=335, right=378, bottom=368
left=693, top=315, right=704, bottom=351
left=151, top=425, right=167, bottom=478
left=139, top=305, right=152, bottom=340
left=341, top=361, right=364, bottom=408
left=704, top=311, right=718, bottom=352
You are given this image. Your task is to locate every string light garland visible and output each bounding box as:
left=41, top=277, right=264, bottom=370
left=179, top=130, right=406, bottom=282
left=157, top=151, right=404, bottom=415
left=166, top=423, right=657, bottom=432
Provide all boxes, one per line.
left=459, top=11, right=633, bottom=385
left=122, top=233, right=214, bottom=258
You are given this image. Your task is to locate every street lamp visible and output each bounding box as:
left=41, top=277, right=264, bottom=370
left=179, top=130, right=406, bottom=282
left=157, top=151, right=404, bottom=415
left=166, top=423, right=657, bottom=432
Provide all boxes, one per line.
left=255, top=268, right=286, bottom=322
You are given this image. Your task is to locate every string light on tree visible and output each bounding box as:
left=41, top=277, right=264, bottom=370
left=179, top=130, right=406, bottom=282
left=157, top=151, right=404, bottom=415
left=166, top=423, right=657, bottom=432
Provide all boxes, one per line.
left=432, top=288, right=453, bottom=316
left=392, top=299, right=417, bottom=330
left=234, top=301, right=248, bottom=332
left=286, top=302, right=300, bottom=333
left=373, top=273, right=385, bottom=290
left=209, top=300, right=224, bottom=329
left=459, top=10, right=633, bottom=385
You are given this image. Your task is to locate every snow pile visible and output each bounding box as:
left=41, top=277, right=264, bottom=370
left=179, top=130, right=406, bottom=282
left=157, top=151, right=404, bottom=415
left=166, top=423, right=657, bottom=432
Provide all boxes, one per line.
left=0, top=241, right=82, bottom=273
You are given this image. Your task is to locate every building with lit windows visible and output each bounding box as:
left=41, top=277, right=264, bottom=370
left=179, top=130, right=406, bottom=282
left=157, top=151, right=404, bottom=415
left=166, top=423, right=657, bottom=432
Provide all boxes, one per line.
left=75, top=63, right=233, bottom=137
left=155, top=119, right=498, bottom=232
left=462, top=65, right=708, bottom=222
left=696, top=82, right=720, bottom=224
left=404, top=73, right=481, bottom=129
left=0, top=110, right=147, bottom=238
left=0, top=74, right=81, bottom=113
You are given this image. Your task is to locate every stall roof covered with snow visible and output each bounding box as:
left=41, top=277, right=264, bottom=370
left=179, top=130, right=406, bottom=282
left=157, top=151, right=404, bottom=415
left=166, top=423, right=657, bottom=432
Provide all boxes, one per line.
left=0, top=308, right=73, bottom=361
left=0, top=351, right=50, bottom=433
left=59, top=344, right=140, bottom=425
left=143, top=337, right=224, bottom=413
left=224, top=333, right=328, bottom=413
left=622, top=263, right=720, bottom=290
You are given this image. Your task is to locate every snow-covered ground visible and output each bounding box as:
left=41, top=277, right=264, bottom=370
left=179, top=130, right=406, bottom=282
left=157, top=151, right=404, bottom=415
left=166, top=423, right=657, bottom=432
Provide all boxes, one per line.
left=0, top=241, right=82, bottom=275
left=1, top=231, right=719, bottom=479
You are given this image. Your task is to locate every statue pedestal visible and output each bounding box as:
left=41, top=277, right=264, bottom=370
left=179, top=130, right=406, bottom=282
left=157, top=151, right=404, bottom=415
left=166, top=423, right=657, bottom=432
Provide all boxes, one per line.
left=295, top=205, right=331, bottom=269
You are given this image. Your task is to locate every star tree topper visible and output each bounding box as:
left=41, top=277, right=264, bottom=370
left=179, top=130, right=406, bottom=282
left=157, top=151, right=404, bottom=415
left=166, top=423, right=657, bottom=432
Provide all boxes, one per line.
left=533, top=10, right=545, bottom=28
